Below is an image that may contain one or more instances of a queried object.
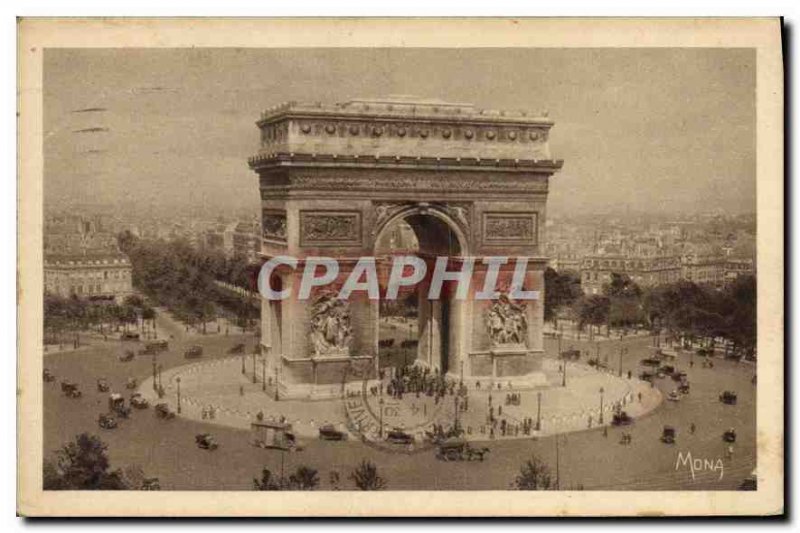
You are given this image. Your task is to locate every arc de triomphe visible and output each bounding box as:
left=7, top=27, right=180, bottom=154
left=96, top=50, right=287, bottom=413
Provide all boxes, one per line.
left=249, top=98, right=563, bottom=399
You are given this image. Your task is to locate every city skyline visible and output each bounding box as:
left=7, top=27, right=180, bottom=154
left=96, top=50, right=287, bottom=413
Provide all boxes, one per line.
left=44, top=48, right=755, bottom=217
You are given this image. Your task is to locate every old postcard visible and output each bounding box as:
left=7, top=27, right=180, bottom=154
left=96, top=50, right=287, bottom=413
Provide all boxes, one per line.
left=17, top=18, right=783, bottom=517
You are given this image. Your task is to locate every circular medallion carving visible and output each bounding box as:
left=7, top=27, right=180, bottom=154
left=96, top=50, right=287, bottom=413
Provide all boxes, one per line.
left=464, top=129, right=474, bottom=139
left=486, top=130, right=496, bottom=140
left=300, top=124, right=312, bottom=134
left=442, top=129, right=452, bottom=139
left=419, top=129, right=429, bottom=139
left=529, top=130, right=540, bottom=141
left=508, top=130, right=517, bottom=140
left=397, top=127, right=407, bottom=137
left=325, top=124, right=336, bottom=134
left=372, top=126, right=384, bottom=137
left=349, top=125, right=360, bottom=136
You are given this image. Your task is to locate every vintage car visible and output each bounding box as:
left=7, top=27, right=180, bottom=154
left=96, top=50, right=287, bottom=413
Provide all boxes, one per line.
left=119, top=350, right=135, bottom=363
left=639, top=371, right=655, bottom=382
left=120, top=332, right=140, bottom=341
left=560, top=349, right=581, bottom=361
left=720, top=391, right=738, bottom=405
left=667, top=390, right=681, bottom=402
left=98, top=413, right=118, bottom=429
left=195, top=433, right=219, bottom=450
left=96, top=378, right=110, bottom=392
left=436, top=438, right=490, bottom=462
left=126, top=377, right=138, bottom=390
left=43, top=368, right=55, bottom=382
left=640, top=358, right=661, bottom=368
left=671, top=371, right=688, bottom=382
left=184, top=345, right=203, bottom=359
left=723, top=428, right=737, bottom=443
left=318, top=424, right=348, bottom=441
left=61, top=381, right=82, bottom=398
left=141, top=478, right=161, bottom=490
left=154, top=403, right=176, bottom=420
left=227, top=343, right=246, bottom=355
left=108, top=393, right=132, bottom=418
left=385, top=428, right=415, bottom=445
left=142, top=340, right=169, bottom=354
left=130, top=392, right=149, bottom=409
left=661, top=425, right=677, bottom=444
left=678, top=382, right=691, bottom=394
left=611, top=411, right=633, bottom=426
left=660, top=365, right=676, bottom=376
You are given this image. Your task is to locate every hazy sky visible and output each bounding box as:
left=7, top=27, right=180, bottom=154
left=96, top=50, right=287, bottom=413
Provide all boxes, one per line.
left=44, top=48, right=755, bottom=216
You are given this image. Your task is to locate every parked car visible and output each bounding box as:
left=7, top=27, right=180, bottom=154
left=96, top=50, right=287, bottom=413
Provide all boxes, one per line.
left=119, top=350, right=135, bottom=363
left=678, top=383, right=691, bottom=394
left=227, top=343, right=246, bottom=355
left=318, top=424, right=348, bottom=441
left=155, top=403, right=176, bottom=419
left=661, top=425, right=676, bottom=444
left=142, top=340, right=169, bottom=354
left=130, top=393, right=149, bottom=409
left=672, top=371, right=687, bottom=382
left=560, top=349, right=581, bottom=361
left=436, top=438, right=490, bottom=461
left=108, top=393, right=131, bottom=418
left=96, top=378, right=110, bottom=392
left=195, top=433, right=219, bottom=450
left=612, top=411, right=633, bottom=426
left=120, top=332, right=140, bottom=341
left=98, top=413, right=118, bottom=429
left=126, top=377, right=138, bottom=389
left=184, top=345, right=203, bottom=359
left=61, top=381, right=82, bottom=398
left=723, top=428, right=737, bottom=443
left=720, top=391, right=738, bottom=405
left=43, top=369, right=55, bottom=382
left=386, top=428, right=414, bottom=445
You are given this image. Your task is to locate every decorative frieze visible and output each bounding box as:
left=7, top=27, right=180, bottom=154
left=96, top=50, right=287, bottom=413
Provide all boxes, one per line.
left=300, top=210, right=362, bottom=247
left=262, top=210, right=287, bottom=243
left=483, top=212, right=538, bottom=245
left=309, top=292, right=352, bottom=356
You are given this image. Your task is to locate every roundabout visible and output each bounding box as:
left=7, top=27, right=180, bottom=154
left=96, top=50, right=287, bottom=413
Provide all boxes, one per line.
left=137, top=352, right=662, bottom=444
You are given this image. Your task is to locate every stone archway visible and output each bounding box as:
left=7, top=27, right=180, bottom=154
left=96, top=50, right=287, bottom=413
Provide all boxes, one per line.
left=373, top=204, right=467, bottom=379
left=250, top=97, right=562, bottom=399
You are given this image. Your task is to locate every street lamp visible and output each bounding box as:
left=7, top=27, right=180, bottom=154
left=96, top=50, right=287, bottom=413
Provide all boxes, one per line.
left=176, top=376, right=182, bottom=414
left=598, top=386, right=605, bottom=424
left=379, top=397, right=385, bottom=439
left=562, top=360, right=567, bottom=387
left=262, top=357, right=266, bottom=392
left=536, top=391, right=541, bottom=431
left=241, top=351, right=246, bottom=374
left=152, top=354, right=157, bottom=391
left=252, top=352, right=257, bottom=384
left=619, top=346, right=628, bottom=377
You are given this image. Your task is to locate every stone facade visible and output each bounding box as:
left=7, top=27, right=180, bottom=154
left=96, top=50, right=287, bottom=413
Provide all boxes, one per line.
left=249, top=97, right=562, bottom=398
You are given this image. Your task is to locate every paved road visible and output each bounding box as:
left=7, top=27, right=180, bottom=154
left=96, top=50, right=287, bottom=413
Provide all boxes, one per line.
left=43, top=329, right=756, bottom=490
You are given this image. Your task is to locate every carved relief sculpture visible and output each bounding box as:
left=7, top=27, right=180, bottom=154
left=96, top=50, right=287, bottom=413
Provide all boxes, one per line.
left=486, top=294, right=528, bottom=346
left=262, top=210, right=287, bottom=242
left=483, top=212, right=538, bottom=244
left=309, top=293, right=352, bottom=356
left=300, top=211, right=361, bottom=246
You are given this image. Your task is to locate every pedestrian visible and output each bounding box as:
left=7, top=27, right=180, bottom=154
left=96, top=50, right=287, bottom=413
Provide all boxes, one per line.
left=638, top=392, right=642, bottom=403
left=690, top=423, right=696, bottom=435
left=603, top=426, right=608, bottom=438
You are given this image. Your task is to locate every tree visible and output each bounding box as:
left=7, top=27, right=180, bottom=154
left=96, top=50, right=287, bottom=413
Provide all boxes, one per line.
left=43, top=433, right=129, bottom=490
left=253, top=468, right=282, bottom=491
left=575, top=294, right=610, bottom=335
left=544, top=268, right=583, bottom=324
left=288, top=466, right=320, bottom=490
left=513, top=456, right=553, bottom=490
left=350, top=460, right=387, bottom=490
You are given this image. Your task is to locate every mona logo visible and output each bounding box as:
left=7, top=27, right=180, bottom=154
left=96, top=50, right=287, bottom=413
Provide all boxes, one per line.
left=675, top=452, right=724, bottom=481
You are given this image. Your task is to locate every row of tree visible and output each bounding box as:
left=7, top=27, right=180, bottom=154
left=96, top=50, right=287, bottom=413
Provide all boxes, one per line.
left=544, top=267, right=757, bottom=359
left=118, top=232, right=260, bottom=332
left=43, top=293, right=156, bottom=345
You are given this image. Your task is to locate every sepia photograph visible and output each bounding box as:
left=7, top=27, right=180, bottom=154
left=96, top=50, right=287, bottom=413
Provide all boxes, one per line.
left=16, top=17, right=784, bottom=517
